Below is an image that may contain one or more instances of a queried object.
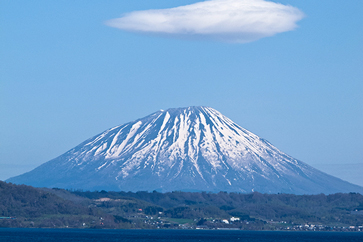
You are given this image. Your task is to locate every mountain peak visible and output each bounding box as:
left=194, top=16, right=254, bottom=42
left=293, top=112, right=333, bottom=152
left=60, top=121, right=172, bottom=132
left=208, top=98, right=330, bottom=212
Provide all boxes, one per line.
left=7, top=107, right=363, bottom=194
left=159, top=106, right=216, bottom=115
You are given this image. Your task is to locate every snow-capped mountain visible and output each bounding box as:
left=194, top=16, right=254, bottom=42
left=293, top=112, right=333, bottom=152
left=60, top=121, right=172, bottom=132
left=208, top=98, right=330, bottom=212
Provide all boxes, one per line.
left=7, top=106, right=363, bottom=194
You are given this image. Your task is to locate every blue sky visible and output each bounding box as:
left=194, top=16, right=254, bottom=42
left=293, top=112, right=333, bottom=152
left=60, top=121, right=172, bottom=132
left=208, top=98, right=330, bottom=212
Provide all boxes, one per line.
left=1, top=0, right=362, bottom=185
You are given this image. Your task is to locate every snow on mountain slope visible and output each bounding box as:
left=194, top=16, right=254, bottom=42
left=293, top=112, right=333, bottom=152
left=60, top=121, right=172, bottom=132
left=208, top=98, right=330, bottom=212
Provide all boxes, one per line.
left=7, top=106, right=363, bottom=194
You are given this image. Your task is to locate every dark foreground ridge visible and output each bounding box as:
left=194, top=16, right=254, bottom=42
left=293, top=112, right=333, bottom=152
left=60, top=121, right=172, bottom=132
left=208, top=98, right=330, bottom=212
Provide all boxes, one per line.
left=1, top=181, right=363, bottom=231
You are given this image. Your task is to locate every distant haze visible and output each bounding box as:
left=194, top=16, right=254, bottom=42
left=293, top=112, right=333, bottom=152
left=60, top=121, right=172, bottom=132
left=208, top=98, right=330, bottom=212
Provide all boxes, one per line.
left=314, top=163, right=363, bottom=187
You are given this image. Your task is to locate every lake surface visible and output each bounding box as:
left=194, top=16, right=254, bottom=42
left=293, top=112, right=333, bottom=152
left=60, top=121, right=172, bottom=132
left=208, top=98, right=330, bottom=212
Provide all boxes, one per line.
left=0, top=229, right=362, bottom=242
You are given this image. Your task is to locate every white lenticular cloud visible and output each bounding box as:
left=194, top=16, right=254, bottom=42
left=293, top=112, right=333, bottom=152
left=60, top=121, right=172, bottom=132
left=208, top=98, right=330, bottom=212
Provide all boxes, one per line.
left=106, top=0, right=304, bottom=43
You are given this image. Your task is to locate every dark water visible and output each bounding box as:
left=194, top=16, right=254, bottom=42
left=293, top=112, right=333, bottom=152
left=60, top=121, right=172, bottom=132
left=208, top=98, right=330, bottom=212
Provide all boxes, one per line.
left=0, top=229, right=362, bottom=242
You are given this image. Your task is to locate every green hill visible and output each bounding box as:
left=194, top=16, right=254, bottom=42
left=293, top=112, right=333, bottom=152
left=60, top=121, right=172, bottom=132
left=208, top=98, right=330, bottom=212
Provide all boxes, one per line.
left=1, top=181, right=363, bottom=230
left=0, top=181, right=130, bottom=228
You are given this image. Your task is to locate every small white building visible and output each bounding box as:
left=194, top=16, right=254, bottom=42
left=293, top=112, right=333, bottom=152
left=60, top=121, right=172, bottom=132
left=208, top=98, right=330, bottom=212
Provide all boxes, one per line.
left=230, top=217, right=240, bottom=222
left=222, top=219, right=229, bottom=224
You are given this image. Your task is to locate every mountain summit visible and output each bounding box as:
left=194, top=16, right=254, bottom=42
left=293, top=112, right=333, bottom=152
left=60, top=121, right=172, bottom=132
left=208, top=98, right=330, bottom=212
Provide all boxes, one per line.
left=8, top=106, right=363, bottom=194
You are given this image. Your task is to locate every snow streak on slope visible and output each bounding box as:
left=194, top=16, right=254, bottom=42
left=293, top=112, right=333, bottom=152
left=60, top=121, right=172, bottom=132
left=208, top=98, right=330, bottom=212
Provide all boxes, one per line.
left=67, top=107, right=294, bottom=180
left=7, top=106, right=363, bottom=194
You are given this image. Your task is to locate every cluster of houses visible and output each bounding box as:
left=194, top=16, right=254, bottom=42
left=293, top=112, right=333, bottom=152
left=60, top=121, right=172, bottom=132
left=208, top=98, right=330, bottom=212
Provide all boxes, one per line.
left=127, top=208, right=363, bottom=231
left=280, top=224, right=363, bottom=232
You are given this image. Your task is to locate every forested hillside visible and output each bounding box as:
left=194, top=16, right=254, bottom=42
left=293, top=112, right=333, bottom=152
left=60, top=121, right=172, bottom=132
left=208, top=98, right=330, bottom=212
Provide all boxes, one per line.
left=0, top=181, right=129, bottom=228
left=72, top=190, right=363, bottom=229
left=1, top=181, right=363, bottom=230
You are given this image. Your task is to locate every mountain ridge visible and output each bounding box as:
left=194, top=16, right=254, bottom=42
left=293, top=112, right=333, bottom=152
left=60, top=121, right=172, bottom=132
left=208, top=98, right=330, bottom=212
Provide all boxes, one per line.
left=7, top=106, right=363, bottom=194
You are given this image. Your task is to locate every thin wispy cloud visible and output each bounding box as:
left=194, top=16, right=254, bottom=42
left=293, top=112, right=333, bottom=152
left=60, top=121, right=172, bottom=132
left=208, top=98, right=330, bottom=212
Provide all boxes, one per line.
left=106, top=0, right=304, bottom=43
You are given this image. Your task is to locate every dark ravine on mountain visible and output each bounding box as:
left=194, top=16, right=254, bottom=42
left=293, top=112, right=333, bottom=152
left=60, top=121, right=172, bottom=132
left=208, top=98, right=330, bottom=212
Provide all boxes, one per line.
left=7, top=106, right=363, bottom=194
